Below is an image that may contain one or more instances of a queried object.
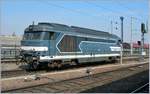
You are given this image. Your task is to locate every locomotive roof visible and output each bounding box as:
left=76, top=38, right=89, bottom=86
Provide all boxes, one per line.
left=25, top=22, right=120, bottom=39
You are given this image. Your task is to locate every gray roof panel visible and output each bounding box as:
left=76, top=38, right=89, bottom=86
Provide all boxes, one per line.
left=24, top=22, right=120, bottom=40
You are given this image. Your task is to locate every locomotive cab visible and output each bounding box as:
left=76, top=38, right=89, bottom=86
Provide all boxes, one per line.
left=19, top=23, right=58, bottom=70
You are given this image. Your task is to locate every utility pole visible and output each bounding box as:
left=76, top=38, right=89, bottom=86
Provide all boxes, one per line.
left=130, top=17, right=133, bottom=56
left=141, top=32, right=144, bottom=56
left=119, top=16, right=124, bottom=65
left=120, top=43, right=123, bottom=65
left=120, top=16, right=124, bottom=43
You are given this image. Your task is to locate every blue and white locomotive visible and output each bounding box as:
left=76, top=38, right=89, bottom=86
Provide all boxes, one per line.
left=19, top=22, right=121, bottom=70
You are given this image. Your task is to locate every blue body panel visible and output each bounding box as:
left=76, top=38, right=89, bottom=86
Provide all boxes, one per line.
left=21, top=22, right=121, bottom=61
left=80, top=42, right=117, bottom=54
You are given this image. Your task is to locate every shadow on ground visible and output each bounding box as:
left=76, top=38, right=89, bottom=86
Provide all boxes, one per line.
left=81, top=70, right=149, bottom=93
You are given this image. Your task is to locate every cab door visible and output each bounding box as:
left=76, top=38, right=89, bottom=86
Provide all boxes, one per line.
left=49, top=32, right=56, bottom=56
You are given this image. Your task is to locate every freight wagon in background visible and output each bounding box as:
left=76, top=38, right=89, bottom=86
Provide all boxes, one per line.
left=18, top=22, right=121, bottom=70
left=122, top=42, right=149, bottom=56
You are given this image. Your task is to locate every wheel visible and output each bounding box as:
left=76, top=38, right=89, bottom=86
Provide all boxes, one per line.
left=16, top=61, right=20, bottom=65
left=32, top=61, right=39, bottom=70
left=74, top=59, right=79, bottom=65
left=26, top=61, right=39, bottom=71
left=57, top=60, right=62, bottom=69
left=26, top=63, right=33, bottom=71
left=15, top=56, right=21, bottom=65
left=111, top=57, right=117, bottom=63
left=48, top=62, right=55, bottom=68
left=70, top=60, right=77, bottom=65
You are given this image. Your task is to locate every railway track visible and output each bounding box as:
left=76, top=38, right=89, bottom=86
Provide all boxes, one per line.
left=2, top=57, right=148, bottom=78
left=1, top=70, right=47, bottom=79
left=1, top=61, right=117, bottom=78
left=131, top=83, right=149, bottom=93
left=2, top=63, right=148, bottom=93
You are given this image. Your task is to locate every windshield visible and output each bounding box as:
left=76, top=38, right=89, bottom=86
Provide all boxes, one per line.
left=23, top=32, right=42, bottom=40
left=23, top=31, right=55, bottom=40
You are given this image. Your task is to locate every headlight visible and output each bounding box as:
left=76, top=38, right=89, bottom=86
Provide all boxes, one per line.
left=32, top=57, right=37, bottom=60
left=19, top=56, right=23, bottom=59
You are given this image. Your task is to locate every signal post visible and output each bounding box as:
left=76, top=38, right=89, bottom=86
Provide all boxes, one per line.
left=140, top=23, right=147, bottom=61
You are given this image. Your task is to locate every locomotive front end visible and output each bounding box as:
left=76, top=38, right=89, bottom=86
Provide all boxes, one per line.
left=19, top=23, right=54, bottom=70
left=20, top=40, right=49, bottom=69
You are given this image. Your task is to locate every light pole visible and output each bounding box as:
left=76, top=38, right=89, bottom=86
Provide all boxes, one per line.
left=119, top=17, right=124, bottom=64
left=130, top=17, right=133, bottom=56
left=120, top=16, right=124, bottom=43
left=120, top=43, right=123, bottom=65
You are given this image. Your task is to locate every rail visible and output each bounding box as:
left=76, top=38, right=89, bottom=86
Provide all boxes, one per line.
left=130, top=83, right=149, bottom=93
left=2, top=62, right=148, bottom=93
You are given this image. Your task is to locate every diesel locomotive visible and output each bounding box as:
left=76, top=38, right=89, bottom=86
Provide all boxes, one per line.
left=19, top=22, right=121, bottom=70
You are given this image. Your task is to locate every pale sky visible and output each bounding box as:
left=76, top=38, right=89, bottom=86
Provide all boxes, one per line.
left=1, top=0, right=149, bottom=43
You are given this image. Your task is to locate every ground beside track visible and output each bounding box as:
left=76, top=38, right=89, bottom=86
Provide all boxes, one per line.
left=2, top=63, right=149, bottom=93
left=81, top=70, right=149, bottom=93
left=2, top=58, right=148, bottom=78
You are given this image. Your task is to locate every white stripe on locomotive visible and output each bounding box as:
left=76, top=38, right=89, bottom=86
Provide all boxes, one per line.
left=39, top=53, right=120, bottom=61
left=21, top=46, right=48, bottom=51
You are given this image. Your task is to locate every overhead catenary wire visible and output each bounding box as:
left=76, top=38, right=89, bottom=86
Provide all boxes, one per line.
left=83, top=1, right=123, bottom=16
left=83, top=1, right=144, bottom=22
left=33, top=0, right=112, bottom=32
left=82, top=1, right=145, bottom=35
left=33, top=0, right=146, bottom=37
left=116, top=1, right=146, bottom=21
left=36, top=0, right=109, bottom=23
left=36, top=0, right=145, bottom=24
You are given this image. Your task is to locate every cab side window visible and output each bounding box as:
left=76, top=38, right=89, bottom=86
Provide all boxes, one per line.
left=44, top=32, right=59, bottom=40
